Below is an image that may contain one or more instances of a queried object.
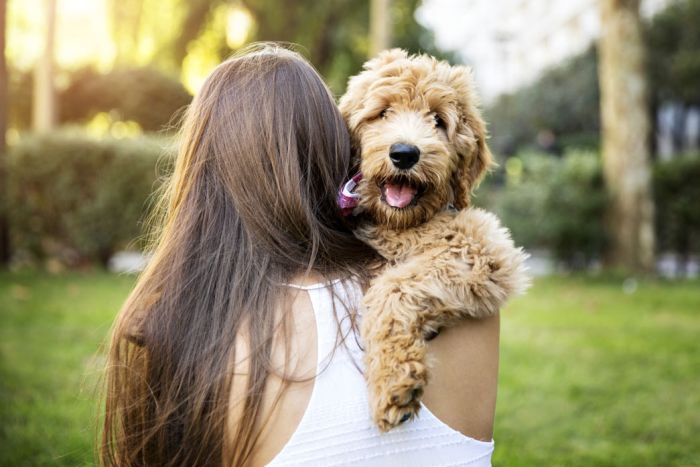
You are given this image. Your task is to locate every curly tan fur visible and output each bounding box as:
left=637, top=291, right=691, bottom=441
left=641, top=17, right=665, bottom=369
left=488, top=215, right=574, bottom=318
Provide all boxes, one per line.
left=339, top=48, right=492, bottom=228
left=340, top=50, right=530, bottom=431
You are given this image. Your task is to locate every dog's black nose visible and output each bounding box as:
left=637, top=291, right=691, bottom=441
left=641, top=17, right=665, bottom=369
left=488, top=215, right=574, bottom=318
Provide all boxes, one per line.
left=389, top=143, right=420, bottom=170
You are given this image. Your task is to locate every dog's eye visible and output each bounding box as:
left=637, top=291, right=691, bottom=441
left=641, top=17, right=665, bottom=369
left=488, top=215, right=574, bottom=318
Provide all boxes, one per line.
left=379, top=108, right=389, bottom=119
left=434, top=114, right=446, bottom=129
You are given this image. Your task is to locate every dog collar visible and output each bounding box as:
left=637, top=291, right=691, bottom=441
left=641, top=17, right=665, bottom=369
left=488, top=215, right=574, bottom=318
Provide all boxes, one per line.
left=338, top=172, right=362, bottom=217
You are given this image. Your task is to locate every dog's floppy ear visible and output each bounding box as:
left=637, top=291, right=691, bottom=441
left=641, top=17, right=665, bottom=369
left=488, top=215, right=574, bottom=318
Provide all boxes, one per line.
left=339, top=49, right=409, bottom=131
left=449, top=65, right=494, bottom=210
left=338, top=76, right=366, bottom=132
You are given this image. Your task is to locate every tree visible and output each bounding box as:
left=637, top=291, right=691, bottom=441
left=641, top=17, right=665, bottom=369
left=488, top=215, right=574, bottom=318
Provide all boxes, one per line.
left=240, top=0, right=365, bottom=87
left=646, top=0, right=700, bottom=155
left=32, top=0, right=56, bottom=132
left=646, top=0, right=700, bottom=106
left=486, top=46, right=600, bottom=157
left=0, top=0, right=9, bottom=266
left=104, top=0, right=447, bottom=93
left=370, top=0, right=391, bottom=57
left=110, top=0, right=145, bottom=65
left=108, top=0, right=217, bottom=71
left=598, top=0, right=655, bottom=272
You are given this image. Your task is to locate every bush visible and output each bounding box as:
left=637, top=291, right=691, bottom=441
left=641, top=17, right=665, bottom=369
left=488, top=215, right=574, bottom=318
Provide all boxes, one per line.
left=9, top=67, right=192, bottom=132
left=543, top=152, right=608, bottom=266
left=479, top=151, right=700, bottom=269
left=8, top=132, right=697, bottom=271
left=60, top=67, right=192, bottom=132
left=654, top=154, right=700, bottom=264
left=485, top=47, right=600, bottom=157
left=476, top=150, right=607, bottom=268
left=646, top=0, right=700, bottom=105
left=7, top=131, right=175, bottom=266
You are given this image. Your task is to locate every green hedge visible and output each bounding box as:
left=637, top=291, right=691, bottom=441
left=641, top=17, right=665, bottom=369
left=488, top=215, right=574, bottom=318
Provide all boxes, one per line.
left=475, top=150, right=607, bottom=268
left=654, top=155, right=700, bottom=261
left=60, top=67, right=192, bottom=132
left=476, top=151, right=700, bottom=268
left=6, top=132, right=699, bottom=270
left=9, top=67, right=192, bottom=132
left=7, top=131, right=175, bottom=266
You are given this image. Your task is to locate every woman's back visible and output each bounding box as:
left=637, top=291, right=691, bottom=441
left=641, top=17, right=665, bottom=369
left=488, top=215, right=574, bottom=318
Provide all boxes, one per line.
left=234, top=276, right=499, bottom=466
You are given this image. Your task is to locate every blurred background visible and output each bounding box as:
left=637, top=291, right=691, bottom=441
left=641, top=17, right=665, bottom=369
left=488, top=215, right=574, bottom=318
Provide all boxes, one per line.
left=0, top=0, right=698, bottom=465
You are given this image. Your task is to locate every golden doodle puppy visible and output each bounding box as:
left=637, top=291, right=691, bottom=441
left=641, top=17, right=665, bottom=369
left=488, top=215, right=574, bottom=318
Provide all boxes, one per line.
left=338, top=49, right=529, bottom=431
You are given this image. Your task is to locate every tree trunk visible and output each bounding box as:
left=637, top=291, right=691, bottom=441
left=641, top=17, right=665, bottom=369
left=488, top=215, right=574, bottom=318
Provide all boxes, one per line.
left=0, top=0, right=9, bottom=266
left=598, top=0, right=655, bottom=273
left=370, top=0, right=391, bottom=57
left=32, top=0, right=57, bottom=132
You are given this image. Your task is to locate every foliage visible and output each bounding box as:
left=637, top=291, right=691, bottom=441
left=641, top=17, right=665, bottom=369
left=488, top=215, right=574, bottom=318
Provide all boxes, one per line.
left=8, top=1, right=450, bottom=130
left=7, top=131, right=174, bottom=266
left=485, top=47, right=600, bottom=157
left=9, top=66, right=192, bottom=132
left=10, top=133, right=696, bottom=271
left=2, top=272, right=699, bottom=466
left=106, top=0, right=454, bottom=94
left=59, top=66, right=192, bottom=132
left=646, top=0, right=700, bottom=105
left=478, top=151, right=700, bottom=267
left=237, top=0, right=456, bottom=93
left=654, top=154, right=700, bottom=262
left=389, top=0, right=460, bottom=63
left=474, top=155, right=554, bottom=248
left=476, top=150, right=607, bottom=268
left=486, top=0, right=700, bottom=157
left=109, top=0, right=201, bottom=71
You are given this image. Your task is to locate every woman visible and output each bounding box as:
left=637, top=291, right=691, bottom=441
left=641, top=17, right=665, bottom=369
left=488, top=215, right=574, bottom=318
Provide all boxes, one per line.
left=101, top=44, right=499, bottom=466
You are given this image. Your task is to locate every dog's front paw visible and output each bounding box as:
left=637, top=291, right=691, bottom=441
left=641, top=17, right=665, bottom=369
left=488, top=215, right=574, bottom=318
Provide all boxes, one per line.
left=368, top=357, right=427, bottom=431
left=362, top=279, right=431, bottom=431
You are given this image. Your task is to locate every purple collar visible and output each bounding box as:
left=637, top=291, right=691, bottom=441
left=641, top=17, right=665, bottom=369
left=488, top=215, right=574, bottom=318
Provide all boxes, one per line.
left=338, top=172, right=362, bottom=217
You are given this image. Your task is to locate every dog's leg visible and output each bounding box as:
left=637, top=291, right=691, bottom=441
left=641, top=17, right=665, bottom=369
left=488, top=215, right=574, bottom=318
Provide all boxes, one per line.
left=361, top=247, right=517, bottom=431
left=360, top=209, right=529, bottom=430
left=362, top=281, right=428, bottom=431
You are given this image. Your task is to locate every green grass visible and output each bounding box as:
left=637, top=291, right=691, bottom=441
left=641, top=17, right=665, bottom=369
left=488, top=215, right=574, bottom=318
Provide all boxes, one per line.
left=495, top=275, right=700, bottom=466
left=1, top=272, right=698, bottom=466
left=0, top=272, right=135, bottom=467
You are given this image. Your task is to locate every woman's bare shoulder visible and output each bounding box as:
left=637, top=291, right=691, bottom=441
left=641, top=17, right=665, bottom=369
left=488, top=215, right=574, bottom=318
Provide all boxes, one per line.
left=227, top=288, right=317, bottom=466
left=421, top=313, right=500, bottom=441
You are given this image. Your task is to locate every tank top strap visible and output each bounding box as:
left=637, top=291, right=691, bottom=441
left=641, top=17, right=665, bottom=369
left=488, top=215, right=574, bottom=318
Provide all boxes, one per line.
left=306, top=278, right=362, bottom=365
left=283, top=277, right=361, bottom=364
left=306, top=285, right=344, bottom=367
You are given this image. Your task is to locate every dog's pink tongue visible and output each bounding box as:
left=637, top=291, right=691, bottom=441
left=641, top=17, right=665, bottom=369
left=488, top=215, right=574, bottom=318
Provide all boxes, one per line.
left=384, top=183, right=417, bottom=208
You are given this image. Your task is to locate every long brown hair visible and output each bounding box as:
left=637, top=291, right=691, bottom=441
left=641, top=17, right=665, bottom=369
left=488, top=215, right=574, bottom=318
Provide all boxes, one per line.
left=101, top=44, right=374, bottom=466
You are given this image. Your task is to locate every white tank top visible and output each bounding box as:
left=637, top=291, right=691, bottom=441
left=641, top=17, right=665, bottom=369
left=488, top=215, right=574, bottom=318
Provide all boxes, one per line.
left=267, top=278, right=494, bottom=467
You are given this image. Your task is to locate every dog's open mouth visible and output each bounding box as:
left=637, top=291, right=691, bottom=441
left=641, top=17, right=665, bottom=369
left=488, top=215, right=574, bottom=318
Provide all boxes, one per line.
left=379, top=176, right=425, bottom=209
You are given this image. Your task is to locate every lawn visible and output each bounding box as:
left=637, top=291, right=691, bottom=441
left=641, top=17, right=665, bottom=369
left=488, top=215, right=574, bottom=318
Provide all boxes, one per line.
left=0, top=272, right=135, bottom=467
left=1, top=272, right=698, bottom=466
left=495, top=276, right=700, bottom=466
